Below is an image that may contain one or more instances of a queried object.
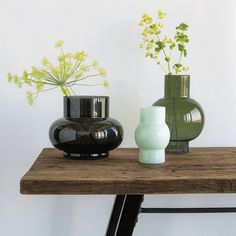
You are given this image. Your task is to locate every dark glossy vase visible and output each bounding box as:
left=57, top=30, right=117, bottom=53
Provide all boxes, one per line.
left=49, top=96, right=123, bottom=159
left=153, top=75, right=204, bottom=154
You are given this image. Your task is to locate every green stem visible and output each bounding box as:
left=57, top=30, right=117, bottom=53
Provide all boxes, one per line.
left=59, top=47, right=66, bottom=82
left=68, top=60, right=82, bottom=77
left=33, top=86, right=58, bottom=93
left=60, top=85, right=69, bottom=96
left=157, top=62, right=167, bottom=74
left=157, top=35, right=171, bottom=74
left=74, top=83, right=104, bottom=86
left=66, top=74, right=99, bottom=86
left=25, top=77, right=56, bottom=86
left=176, top=50, right=183, bottom=75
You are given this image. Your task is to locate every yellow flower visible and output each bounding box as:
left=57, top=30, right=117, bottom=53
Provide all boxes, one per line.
left=146, top=43, right=153, bottom=50
left=35, top=81, right=44, bottom=91
left=145, top=51, right=151, bottom=57
left=157, top=10, right=167, bottom=19
left=74, top=71, right=84, bottom=79
left=74, top=51, right=88, bottom=61
left=17, top=81, right=22, bottom=88
left=92, top=60, right=99, bottom=68
left=41, top=57, right=49, bottom=66
left=64, top=53, right=72, bottom=59
left=22, top=70, right=31, bottom=86
left=7, top=73, right=13, bottom=82
left=8, top=40, right=109, bottom=105
left=140, top=13, right=153, bottom=25
left=103, top=79, right=109, bottom=89
left=26, top=91, right=34, bottom=106
left=13, top=75, right=19, bottom=84
left=99, top=68, right=107, bottom=78
left=163, top=36, right=176, bottom=49
left=58, top=54, right=66, bottom=62
left=80, top=64, right=89, bottom=73
left=54, top=40, right=64, bottom=48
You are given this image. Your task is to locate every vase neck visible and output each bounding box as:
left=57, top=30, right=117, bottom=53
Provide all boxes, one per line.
left=64, top=96, right=109, bottom=119
left=164, top=75, right=190, bottom=98
left=140, top=106, right=165, bottom=124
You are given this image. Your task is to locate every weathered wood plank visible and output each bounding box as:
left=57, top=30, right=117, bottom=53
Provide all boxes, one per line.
left=20, top=147, right=236, bottom=194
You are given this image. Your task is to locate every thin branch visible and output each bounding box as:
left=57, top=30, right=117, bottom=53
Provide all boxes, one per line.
left=65, top=74, right=100, bottom=86
left=157, top=35, right=171, bottom=74
left=157, top=62, right=168, bottom=74
left=73, top=83, right=104, bottom=86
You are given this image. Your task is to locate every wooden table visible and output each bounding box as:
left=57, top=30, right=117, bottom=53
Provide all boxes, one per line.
left=21, top=147, right=236, bottom=236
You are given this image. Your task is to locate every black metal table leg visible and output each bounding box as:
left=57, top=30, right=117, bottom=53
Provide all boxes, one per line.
left=106, top=195, right=126, bottom=236
left=106, top=195, right=144, bottom=236
left=106, top=195, right=236, bottom=236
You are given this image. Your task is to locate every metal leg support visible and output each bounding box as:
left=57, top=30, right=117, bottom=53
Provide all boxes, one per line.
left=106, top=195, right=144, bottom=236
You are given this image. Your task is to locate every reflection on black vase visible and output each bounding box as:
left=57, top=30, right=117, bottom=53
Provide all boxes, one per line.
left=49, top=96, right=123, bottom=159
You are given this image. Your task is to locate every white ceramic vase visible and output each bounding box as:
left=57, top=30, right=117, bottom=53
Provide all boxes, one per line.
left=135, top=106, right=170, bottom=164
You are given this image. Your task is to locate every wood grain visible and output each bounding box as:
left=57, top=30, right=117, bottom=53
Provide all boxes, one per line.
left=20, top=147, right=236, bottom=195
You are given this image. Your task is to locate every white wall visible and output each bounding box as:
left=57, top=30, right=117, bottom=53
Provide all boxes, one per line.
left=1, top=0, right=236, bottom=235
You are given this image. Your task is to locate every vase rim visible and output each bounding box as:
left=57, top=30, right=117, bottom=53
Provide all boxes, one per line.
left=140, top=106, right=166, bottom=124
left=141, top=106, right=165, bottom=111
left=63, top=95, right=109, bottom=98
left=165, top=74, right=190, bottom=77
left=64, top=96, right=109, bottom=119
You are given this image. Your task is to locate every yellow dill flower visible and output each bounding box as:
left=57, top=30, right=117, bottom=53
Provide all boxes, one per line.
left=41, top=57, right=49, bottom=66
left=99, top=68, right=107, bottom=78
left=7, top=73, right=13, bottom=82
left=157, top=10, right=167, bottom=19
left=58, top=54, right=66, bottom=62
left=103, top=79, right=109, bottom=89
left=139, top=13, right=153, bottom=25
left=7, top=40, right=109, bottom=105
left=92, top=60, right=99, bottom=68
left=54, top=40, right=64, bottom=48
left=26, top=91, right=34, bottom=106
left=74, top=51, right=88, bottom=61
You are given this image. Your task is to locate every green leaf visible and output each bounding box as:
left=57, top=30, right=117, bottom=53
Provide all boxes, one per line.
left=165, top=57, right=170, bottom=62
left=174, top=63, right=182, bottom=69
left=178, top=44, right=185, bottom=51
left=176, top=23, right=188, bottom=31
left=183, top=48, right=187, bottom=57
left=156, top=41, right=165, bottom=49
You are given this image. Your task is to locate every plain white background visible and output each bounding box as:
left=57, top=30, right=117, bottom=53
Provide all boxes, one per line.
left=1, top=0, right=236, bottom=235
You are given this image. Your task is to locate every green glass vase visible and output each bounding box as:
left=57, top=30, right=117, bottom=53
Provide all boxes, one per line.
left=153, top=75, right=204, bottom=154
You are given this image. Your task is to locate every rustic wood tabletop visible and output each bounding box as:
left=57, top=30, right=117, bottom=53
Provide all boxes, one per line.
left=20, top=147, right=236, bottom=195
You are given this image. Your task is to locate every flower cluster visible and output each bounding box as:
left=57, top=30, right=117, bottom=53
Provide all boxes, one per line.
left=139, top=10, right=189, bottom=75
left=8, top=40, right=109, bottom=105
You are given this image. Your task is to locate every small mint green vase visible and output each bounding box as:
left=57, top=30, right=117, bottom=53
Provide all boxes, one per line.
left=135, top=106, right=170, bottom=164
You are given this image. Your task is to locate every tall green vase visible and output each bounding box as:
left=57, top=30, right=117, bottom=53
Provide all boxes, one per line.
left=153, top=75, right=204, bottom=154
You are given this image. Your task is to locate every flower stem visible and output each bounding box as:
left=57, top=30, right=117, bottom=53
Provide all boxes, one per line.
left=157, top=62, right=167, bottom=74
left=157, top=35, right=171, bottom=74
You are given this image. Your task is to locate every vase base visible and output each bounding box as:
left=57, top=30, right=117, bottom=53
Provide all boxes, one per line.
left=139, top=149, right=165, bottom=164
left=166, top=141, right=189, bottom=154
left=64, top=152, right=109, bottom=160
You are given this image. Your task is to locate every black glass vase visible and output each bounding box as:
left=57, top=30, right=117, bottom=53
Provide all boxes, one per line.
left=49, top=96, right=123, bottom=159
left=153, top=75, right=204, bottom=154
